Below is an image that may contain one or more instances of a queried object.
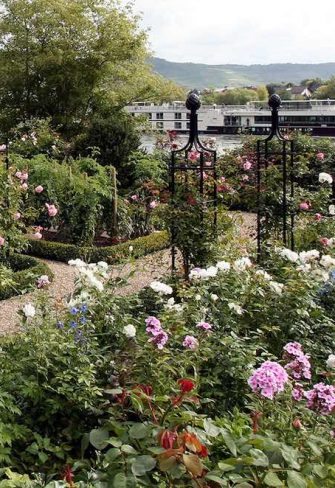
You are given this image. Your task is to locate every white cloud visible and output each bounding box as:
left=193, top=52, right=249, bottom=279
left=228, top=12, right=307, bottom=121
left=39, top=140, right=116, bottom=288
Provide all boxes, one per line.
left=130, top=0, right=335, bottom=64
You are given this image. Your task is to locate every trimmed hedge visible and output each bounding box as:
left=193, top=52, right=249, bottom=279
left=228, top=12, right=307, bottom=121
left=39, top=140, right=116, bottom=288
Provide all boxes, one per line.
left=0, top=254, right=54, bottom=300
left=25, top=231, right=170, bottom=264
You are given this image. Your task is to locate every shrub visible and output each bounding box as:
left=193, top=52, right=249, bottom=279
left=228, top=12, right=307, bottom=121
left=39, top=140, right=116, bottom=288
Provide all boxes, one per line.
left=0, top=254, right=53, bottom=300
left=25, top=231, right=169, bottom=263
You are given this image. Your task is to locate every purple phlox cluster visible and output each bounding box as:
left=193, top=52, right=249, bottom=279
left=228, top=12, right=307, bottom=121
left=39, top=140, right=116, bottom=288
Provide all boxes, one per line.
left=196, top=321, right=212, bottom=330
left=183, top=335, right=199, bottom=350
left=305, top=382, right=335, bottom=416
left=283, top=342, right=311, bottom=380
left=145, top=316, right=168, bottom=349
left=248, top=361, right=289, bottom=399
left=292, top=383, right=305, bottom=401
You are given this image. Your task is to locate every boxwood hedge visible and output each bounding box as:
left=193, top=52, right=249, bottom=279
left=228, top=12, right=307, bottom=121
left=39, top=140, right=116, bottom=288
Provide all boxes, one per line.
left=0, top=254, right=54, bottom=300
left=25, top=231, right=170, bottom=264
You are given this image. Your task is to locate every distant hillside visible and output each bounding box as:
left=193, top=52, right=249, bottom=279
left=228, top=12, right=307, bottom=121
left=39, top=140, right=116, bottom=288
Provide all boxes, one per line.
left=150, top=57, right=335, bottom=89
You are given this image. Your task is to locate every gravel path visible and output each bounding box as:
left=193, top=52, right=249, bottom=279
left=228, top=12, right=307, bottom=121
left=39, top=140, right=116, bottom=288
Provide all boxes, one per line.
left=0, top=212, right=256, bottom=335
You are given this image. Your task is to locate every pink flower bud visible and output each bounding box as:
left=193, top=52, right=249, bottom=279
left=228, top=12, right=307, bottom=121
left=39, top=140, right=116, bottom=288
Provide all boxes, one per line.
left=0, top=236, right=5, bottom=246
left=15, top=171, right=22, bottom=179
left=149, top=200, right=158, bottom=209
left=292, top=418, right=302, bottom=430
left=316, top=152, right=325, bottom=160
left=315, top=213, right=322, bottom=222
left=299, top=202, right=310, bottom=211
left=14, top=212, right=21, bottom=220
left=20, top=172, right=28, bottom=181
left=45, top=203, right=58, bottom=217
left=35, top=185, right=44, bottom=194
left=243, top=161, right=252, bottom=171
left=21, top=183, right=28, bottom=191
left=319, top=237, right=330, bottom=247
left=130, top=195, right=138, bottom=201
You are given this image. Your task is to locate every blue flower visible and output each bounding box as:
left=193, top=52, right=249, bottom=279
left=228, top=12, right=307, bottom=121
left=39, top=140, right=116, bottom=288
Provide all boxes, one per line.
left=80, top=304, right=88, bottom=314
left=74, top=329, right=84, bottom=343
left=70, top=307, right=79, bottom=315
left=70, top=320, right=77, bottom=328
left=80, top=316, right=87, bottom=325
left=56, top=321, right=64, bottom=329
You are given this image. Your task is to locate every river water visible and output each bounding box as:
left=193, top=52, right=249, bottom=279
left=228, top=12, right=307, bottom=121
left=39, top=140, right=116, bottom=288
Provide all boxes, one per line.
left=140, top=134, right=242, bottom=154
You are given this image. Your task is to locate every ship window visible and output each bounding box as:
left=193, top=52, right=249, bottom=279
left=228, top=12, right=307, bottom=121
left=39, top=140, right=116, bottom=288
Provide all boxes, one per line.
left=186, top=122, right=190, bottom=129
left=156, top=113, right=164, bottom=120
left=174, top=122, right=182, bottom=129
left=174, top=113, right=182, bottom=119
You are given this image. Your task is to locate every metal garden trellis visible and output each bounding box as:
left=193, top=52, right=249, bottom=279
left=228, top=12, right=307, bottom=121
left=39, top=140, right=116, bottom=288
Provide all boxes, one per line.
left=169, top=91, right=218, bottom=274
left=256, top=94, right=295, bottom=261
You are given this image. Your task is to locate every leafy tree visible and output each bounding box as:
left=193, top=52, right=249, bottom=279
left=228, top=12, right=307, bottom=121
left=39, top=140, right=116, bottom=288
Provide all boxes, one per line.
left=256, top=84, right=268, bottom=100
left=0, top=0, right=182, bottom=135
left=314, top=77, right=335, bottom=99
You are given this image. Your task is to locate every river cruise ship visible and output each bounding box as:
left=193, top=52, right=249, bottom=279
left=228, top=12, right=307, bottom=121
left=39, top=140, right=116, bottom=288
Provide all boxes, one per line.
left=125, top=100, right=335, bottom=136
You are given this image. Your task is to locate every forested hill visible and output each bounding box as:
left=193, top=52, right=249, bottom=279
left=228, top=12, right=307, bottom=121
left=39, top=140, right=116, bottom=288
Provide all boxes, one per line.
left=151, top=57, right=335, bottom=89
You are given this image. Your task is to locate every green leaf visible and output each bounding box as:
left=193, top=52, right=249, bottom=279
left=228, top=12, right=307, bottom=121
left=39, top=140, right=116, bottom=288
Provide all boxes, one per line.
left=113, top=472, right=127, bottom=488
left=287, top=471, right=307, bottom=488
left=281, top=446, right=300, bottom=470
left=221, top=431, right=237, bottom=456
left=129, top=423, right=150, bottom=439
left=121, top=444, right=137, bottom=455
left=105, top=448, right=122, bottom=462
left=131, top=455, right=156, bottom=476
left=263, top=472, right=283, bottom=487
left=205, top=474, right=227, bottom=486
left=204, top=418, right=220, bottom=437
left=249, top=448, right=269, bottom=467
left=89, top=429, right=109, bottom=450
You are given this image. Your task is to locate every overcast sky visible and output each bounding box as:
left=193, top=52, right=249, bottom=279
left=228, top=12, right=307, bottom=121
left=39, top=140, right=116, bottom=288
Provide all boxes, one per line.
left=130, top=0, right=335, bottom=65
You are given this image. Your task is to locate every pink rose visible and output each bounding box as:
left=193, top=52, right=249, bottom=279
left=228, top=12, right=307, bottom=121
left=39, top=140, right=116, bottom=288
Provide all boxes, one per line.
left=14, top=212, right=21, bottom=220
left=130, top=195, right=138, bottom=201
left=32, top=231, right=42, bottom=240
left=319, top=237, right=330, bottom=247
left=0, top=236, right=5, bottom=246
left=20, top=172, right=28, bottom=181
left=15, top=171, right=22, bottom=179
left=45, top=203, right=58, bottom=217
left=316, top=152, right=325, bottom=160
left=20, top=183, right=28, bottom=191
left=149, top=200, right=158, bottom=209
left=315, top=213, right=322, bottom=222
left=243, top=161, right=252, bottom=171
left=299, top=202, right=310, bottom=211
left=35, top=185, right=44, bottom=194
left=188, top=151, right=200, bottom=162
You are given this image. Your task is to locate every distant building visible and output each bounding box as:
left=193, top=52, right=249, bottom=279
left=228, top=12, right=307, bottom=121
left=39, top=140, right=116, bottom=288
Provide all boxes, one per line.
left=287, top=86, right=312, bottom=98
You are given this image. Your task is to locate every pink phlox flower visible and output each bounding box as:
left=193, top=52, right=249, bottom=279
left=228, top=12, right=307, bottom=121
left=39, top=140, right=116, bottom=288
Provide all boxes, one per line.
left=243, top=161, right=252, bottom=170
left=183, top=335, right=199, bottom=350
left=145, top=316, right=162, bottom=335
left=283, top=342, right=303, bottom=357
left=285, top=354, right=311, bottom=380
left=196, top=321, right=212, bottom=330
left=149, top=330, right=168, bottom=350
left=292, top=384, right=305, bottom=401
left=248, top=361, right=289, bottom=400
left=305, top=382, right=335, bottom=415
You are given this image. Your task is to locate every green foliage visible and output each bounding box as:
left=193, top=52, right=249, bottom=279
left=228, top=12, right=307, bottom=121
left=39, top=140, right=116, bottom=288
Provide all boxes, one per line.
left=0, top=254, right=53, bottom=300
left=25, top=231, right=169, bottom=263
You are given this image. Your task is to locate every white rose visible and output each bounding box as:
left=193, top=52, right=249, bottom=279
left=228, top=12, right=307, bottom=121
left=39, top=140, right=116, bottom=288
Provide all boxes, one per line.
left=320, top=255, right=335, bottom=269
left=123, top=324, right=136, bottom=338
left=299, top=250, right=320, bottom=263
left=22, top=303, right=36, bottom=318
left=326, top=354, right=335, bottom=369
left=68, top=258, right=86, bottom=267
left=228, top=302, right=244, bottom=315
left=97, top=261, right=108, bottom=270
left=233, top=257, right=252, bottom=271
left=211, top=294, right=219, bottom=302
left=319, top=172, right=333, bottom=184
left=216, top=261, right=231, bottom=272
left=150, top=281, right=173, bottom=295
left=129, top=245, right=134, bottom=252
left=329, top=205, right=335, bottom=215
left=195, top=294, right=201, bottom=301
left=269, top=281, right=284, bottom=294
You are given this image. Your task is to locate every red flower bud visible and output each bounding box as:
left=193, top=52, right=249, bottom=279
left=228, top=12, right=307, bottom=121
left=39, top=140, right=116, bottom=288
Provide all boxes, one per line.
left=159, top=430, right=177, bottom=450
left=177, top=378, right=195, bottom=393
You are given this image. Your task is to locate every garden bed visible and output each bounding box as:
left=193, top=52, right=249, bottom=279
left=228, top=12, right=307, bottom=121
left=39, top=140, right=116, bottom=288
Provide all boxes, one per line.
left=0, top=254, right=53, bottom=300
left=25, top=231, right=170, bottom=264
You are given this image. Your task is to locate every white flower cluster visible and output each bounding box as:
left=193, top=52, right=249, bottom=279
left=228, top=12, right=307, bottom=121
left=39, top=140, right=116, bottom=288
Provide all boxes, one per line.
left=189, top=258, right=252, bottom=281
left=276, top=247, right=335, bottom=282
left=326, top=354, right=335, bottom=369
left=165, top=297, right=184, bottom=312
left=22, top=303, right=36, bottom=318
left=319, top=172, right=333, bottom=184
left=123, top=324, right=136, bottom=338
left=150, top=281, right=173, bottom=295
left=68, top=259, right=108, bottom=291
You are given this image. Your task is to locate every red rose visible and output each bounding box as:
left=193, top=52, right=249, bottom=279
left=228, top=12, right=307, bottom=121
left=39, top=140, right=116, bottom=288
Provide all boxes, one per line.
left=177, top=378, right=195, bottom=393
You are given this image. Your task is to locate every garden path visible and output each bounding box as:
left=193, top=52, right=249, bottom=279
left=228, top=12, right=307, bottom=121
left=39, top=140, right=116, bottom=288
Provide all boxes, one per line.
left=0, top=212, right=256, bottom=335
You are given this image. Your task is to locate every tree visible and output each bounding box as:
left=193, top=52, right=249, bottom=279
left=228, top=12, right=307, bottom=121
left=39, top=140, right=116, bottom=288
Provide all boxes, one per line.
left=256, top=85, right=268, bottom=101
left=0, top=0, right=181, bottom=135
left=314, top=77, right=335, bottom=99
